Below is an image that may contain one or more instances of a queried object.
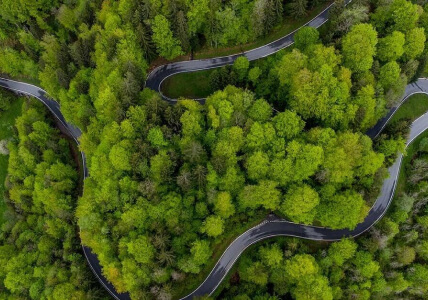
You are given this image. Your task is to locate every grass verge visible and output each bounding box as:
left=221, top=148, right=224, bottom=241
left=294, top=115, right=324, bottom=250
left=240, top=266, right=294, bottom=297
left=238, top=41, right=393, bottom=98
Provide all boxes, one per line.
left=0, top=97, right=23, bottom=225
left=389, top=93, right=428, bottom=202
left=394, top=130, right=428, bottom=202
left=390, top=93, right=428, bottom=123
left=161, top=69, right=217, bottom=99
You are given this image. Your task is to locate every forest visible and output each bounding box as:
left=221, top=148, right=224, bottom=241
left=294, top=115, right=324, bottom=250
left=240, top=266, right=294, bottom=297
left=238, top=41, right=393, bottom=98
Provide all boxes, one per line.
left=214, top=132, right=428, bottom=300
left=0, top=0, right=427, bottom=299
left=0, top=95, right=108, bottom=299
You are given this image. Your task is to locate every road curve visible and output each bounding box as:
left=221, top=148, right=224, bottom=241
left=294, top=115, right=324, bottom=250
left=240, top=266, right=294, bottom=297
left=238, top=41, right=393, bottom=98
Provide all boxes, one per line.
left=1, top=76, right=428, bottom=299
left=145, top=0, right=352, bottom=101
left=0, top=78, right=131, bottom=300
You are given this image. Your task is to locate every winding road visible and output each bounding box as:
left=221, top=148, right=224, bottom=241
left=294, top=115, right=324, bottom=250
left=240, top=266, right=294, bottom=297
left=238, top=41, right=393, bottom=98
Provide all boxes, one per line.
left=1, top=77, right=428, bottom=300
left=146, top=0, right=352, bottom=101
left=0, top=1, right=428, bottom=298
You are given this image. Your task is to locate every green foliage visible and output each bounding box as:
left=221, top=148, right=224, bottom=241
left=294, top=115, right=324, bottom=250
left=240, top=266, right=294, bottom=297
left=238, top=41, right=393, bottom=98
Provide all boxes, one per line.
left=377, top=31, right=405, bottom=62
left=152, top=15, right=184, bottom=60
left=126, top=235, right=154, bottom=264
left=404, top=28, right=426, bottom=60
left=233, top=56, right=250, bottom=81
left=2, top=0, right=427, bottom=298
left=248, top=67, right=262, bottom=84
left=246, top=151, right=270, bottom=180
left=0, top=100, right=105, bottom=298
left=289, top=0, right=308, bottom=18
left=201, top=215, right=225, bottom=237
left=371, top=0, right=421, bottom=34
left=148, top=127, right=168, bottom=147
left=74, top=84, right=384, bottom=295
left=0, top=48, right=38, bottom=78
left=281, top=184, right=319, bottom=224
left=328, top=239, right=357, bottom=266
left=342, top=23, right=378, bottom=73
left=285, top=254, right=319, bottom=281
left=221, top=124, right=428, bottom=300
left=259, top=244, right=283, bottom=267
left=276, top=49, right=308, bottom=86
left=317, top=190, right=368, bottom=229
left=272, top=110, right=305, bottom=140
left=294, top=27, right=319, bottom=51
left=379, top=61, right=401, bottom=89
left=214, top=191, right=235, bottom=218
left=239, top=180, right=281, bottom=211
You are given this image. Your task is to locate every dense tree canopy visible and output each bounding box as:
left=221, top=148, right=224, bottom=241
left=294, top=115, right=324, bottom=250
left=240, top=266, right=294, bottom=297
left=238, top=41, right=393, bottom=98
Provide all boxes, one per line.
left=0, top=99, right=106, bottom=299
left=0, top=0, right=427, bottom=298
left=73, top=85, right=386, bottom=296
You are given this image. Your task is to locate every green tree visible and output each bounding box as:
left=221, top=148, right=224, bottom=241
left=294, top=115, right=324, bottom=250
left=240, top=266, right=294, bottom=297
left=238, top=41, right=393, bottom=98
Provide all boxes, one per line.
left=191, top=239, right=212, bottom=266
left=150, top=150, right=173, bottom=182
left=407, top=264, right=428, bottom=293
left=352, top=251, right=380, bottom=279
left=152, top=14, right=184, bottom=59
left=328, top=239, right=357, bottom=266
left=0, top=48, right=38, bottom=78
left=342, top=23, right=378, bottom=72
left=285, top=254, right=319, bottom=282
left=289, top=0, right=308, bottom=18
left=259, top=244, right=283, bottom=267
left=317, top=189, right=368, bottom=229
left=241, top=261, right=269, bottom=285
left=248, top=67, right=262, bottom=84
left=289, top=65, right=354, bottom=128
left=187, top=0, right=210, bottom=34
left=176, top=10, right=190, bottom=52
left=396, top=246, right=416, bottom=265
left=377, top=31, right=405, bottom=62
left=379, top=61, right=401, bottom=89
left=294, top=27, right=319, bottom=51
left=371, top=0, right=421, bottom=34
left=354, top=84, right=377, bottom=130
left=281, top=184, right=320, bottom=224
left=292, top=274, right=333, bottom=300
left=201, top=215, right=225, bottom=237
left=147, top=127, right=168, bottom=147
left=276, top=49, right=307, bottom=85
left=253, top=0, right=268, bottom=37
left=233, top=56, right=250, bottom=80
left=272, top=110, right=305, bottom=139
left=214, top=191, right=236, bottom=218
left=417, top=241, right=428, bottom=260
left=404, top=27, right=426, bottom=60
left=127, top=236, right=155, bottom=264
left=110, top=141, right=132, bottom=171
left=286, top=140, right=323, bottom=182
left=248, top=98, right=272, bottom=122
left=238, top=180, right=281, bottom=211
left=246, top=151, right=270, bottom=180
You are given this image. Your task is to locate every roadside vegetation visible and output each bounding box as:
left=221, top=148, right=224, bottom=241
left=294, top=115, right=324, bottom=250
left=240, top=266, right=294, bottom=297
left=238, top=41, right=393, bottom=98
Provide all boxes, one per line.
left=0, top=0, right=428, bottom=299
left=192, top=1, right=333, bottom=59
left=0, top=99, right=108, bottom=298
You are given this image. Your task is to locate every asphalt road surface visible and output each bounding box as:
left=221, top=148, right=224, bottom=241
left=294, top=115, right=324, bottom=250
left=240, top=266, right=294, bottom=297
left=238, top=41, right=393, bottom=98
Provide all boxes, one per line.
left=1, top=76, right=428, bottom=299
left=145, top=0, right=352, bottom=101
